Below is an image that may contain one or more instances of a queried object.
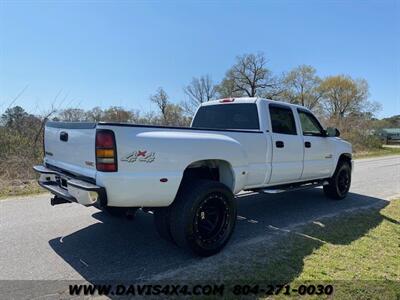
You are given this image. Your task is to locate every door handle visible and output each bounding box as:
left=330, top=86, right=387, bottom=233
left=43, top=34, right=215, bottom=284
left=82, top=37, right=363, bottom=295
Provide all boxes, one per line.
left=60, top=131, right=68, bottom=142
left=275, top=141, right=284, bottom=148
left=305, top=141, right=311, bottom=148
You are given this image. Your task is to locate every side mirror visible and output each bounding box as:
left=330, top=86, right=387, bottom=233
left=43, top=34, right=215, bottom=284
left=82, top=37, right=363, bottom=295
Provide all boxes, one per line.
left=326, top=127, right=340, bottom=137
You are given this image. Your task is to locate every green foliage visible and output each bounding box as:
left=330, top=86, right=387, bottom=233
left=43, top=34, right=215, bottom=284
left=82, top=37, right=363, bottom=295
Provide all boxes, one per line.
left=343, top=130, right=382, bottom=152
left=0, top=53, right=395, bottom=184
left=1, top=106, right=28, bottom=127
left=215, top=54, right=385, bottom=153
left=56, top=104, right=191, bottom=126
left=318, top=75, right=370, bottom=119
left=372, top=115, right=400, bottom=129
left=103, top=106, right=135, bottom=123
left=0, top=124, right=43, bottom=180
left=281, top=65, right=322, bottom=110
left=152, top=200, right=400, bottom=299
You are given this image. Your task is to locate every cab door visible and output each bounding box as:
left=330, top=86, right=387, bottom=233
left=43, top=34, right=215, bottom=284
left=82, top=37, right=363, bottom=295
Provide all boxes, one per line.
left=267, top=104, right=304, bottom=184
left=297, top=109, right=334, bottom=180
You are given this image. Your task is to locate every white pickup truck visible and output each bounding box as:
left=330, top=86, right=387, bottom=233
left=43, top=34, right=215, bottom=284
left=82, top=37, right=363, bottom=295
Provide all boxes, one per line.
left=34, top=97, right=352, bottom=256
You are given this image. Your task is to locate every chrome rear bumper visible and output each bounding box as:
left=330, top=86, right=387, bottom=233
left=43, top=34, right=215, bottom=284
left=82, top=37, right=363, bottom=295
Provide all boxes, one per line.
left=33, top=165, right=106, bottom=206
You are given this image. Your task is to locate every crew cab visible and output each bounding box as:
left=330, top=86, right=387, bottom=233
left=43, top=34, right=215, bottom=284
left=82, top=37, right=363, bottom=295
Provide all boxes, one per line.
left=34, top=98, right=353, bottom=256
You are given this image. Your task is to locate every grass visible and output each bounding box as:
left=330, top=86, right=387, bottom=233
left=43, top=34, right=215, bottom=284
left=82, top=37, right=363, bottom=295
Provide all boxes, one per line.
left=0, top=179, right=44, bottom=199
left=353, top=146, right=400, bottom=159
left=275, top=199, right=400, bottom=299
left=166, top=200, right=400, bottom=299
left=227, top=200, right=400, bottom=299
left=296, top=201, right=399, bottom=280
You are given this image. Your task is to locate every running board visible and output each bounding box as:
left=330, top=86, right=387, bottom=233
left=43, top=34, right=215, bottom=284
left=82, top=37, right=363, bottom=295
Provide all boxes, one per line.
left=261, top=180, right=329, bottom=194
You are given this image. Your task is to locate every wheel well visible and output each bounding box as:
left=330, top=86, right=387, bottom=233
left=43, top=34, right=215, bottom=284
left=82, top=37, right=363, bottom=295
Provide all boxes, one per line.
left=338, top=153, right=352, bottom=169
left=180, top=160, right=235, bottom=192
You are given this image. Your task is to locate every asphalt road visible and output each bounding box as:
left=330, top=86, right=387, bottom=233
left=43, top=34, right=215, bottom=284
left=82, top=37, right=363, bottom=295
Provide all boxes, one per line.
left=1, top=155, right=399, bottom=284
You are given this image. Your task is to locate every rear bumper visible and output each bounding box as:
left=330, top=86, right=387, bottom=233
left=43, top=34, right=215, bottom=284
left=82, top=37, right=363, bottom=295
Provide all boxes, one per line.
left=33, top=165, right=106, bottom=206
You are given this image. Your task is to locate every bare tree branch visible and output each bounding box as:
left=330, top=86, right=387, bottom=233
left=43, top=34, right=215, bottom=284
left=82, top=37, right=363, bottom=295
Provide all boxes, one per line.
left=150, top=87, right=169, bottom=122
left=217, top=53, right=276, bottom=98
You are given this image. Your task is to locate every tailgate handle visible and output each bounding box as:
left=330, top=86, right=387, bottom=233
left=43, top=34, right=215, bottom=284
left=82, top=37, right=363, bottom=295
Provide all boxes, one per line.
left=60, top=131, right=68, bottom=142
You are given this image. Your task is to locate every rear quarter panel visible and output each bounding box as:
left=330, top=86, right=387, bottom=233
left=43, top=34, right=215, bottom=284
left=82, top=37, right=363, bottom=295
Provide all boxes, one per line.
left=95, top=125, right=268, bottom=207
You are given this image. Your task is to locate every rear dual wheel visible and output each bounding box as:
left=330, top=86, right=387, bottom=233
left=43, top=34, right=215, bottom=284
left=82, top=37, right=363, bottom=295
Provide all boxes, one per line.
left=154, top=180, right=237, bottom=257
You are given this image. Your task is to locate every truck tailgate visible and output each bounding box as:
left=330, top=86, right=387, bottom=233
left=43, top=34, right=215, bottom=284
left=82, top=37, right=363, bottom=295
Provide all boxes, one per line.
left=44, top=122, right=97, bottom=179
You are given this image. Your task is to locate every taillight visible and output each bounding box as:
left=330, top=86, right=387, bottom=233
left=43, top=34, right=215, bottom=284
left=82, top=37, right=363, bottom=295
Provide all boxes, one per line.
left=96, top=130, right=117, bottom=172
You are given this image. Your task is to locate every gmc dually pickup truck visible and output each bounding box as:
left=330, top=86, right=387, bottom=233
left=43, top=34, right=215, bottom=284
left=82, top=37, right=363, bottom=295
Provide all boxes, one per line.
left=34, top=97, right=352, bottom=256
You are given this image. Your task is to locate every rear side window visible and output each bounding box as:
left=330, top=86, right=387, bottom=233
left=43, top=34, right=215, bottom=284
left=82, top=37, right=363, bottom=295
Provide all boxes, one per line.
left=269, top=105, right=297, bottom=135
left=192, top=104, right=260, bottom=130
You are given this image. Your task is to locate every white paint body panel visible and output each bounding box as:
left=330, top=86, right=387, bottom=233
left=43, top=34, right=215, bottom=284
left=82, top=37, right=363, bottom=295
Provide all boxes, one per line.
left=268, top=132, right=304, bottom=184
left=96, top=127, right=269, bottom=206
left=43, top=98, right=352, bottom=207
left=301, top=136, right=335, bottom=180
left=44, top=126, right=97, bottom=179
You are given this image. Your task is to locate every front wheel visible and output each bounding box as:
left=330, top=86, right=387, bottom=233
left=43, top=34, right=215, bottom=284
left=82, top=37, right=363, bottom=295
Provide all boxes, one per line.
left=324, top=162, right=351, bottom=200
left=169, top=180, right=237, bottom=257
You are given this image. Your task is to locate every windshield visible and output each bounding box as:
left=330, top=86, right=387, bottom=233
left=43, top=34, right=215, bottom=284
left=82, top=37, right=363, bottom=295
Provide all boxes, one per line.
left=192, top=103, right=260, bottom=130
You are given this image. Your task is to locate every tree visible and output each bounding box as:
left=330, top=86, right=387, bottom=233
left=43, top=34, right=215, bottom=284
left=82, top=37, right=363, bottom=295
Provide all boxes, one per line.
left=150, top=87, right=169, bottom=122
left=318, top=75, right=369, bottom=119
left=317, top=75, right=382, bottom=151
left=58, top=108, right=87, bottom=122
left=373, top=115, right=400, bottom=129
left=216, top=77, right=246, bottom=98
left=0, top=106, right=45, bottom=180
left=86, top=107, right=104, bottom=122
left=0, top=106, right=42, bottom=136
left=103, top=106, right=133, bottom=122
left=218, top=53, right=278, bottom=98
left=164, top=103, right=191, bottom=126
left=33, top=106, right=58, bottom=149
left=136, top=111, right=158, bottom=125
left=281, top=65, right=322, bottom=109
left=183, top=75, right=217, bottom=115
left=1, top=106, right=29, bottom=129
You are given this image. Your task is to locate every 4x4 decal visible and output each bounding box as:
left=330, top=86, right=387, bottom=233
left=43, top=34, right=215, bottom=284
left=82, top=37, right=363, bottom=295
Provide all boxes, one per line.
left=121, top=150, right=156, bottom=163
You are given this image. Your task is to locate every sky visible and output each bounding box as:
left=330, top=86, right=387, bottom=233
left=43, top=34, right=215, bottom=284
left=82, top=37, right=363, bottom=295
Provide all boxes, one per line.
left=0, top=0, right=399, bottom=118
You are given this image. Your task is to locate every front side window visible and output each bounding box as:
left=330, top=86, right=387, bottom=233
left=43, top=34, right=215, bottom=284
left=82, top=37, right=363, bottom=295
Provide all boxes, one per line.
left=269, top=105, right=297, bottom=135
left=298, top=110, right=324, bottom=136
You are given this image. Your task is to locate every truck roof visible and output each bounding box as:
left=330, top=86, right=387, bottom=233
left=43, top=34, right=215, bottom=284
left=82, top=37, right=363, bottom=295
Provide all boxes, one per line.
left=201, top=97, right=311, bottom=111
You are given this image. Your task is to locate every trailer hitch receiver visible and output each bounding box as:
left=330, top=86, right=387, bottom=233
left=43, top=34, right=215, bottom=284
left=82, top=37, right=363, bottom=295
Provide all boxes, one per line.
left=50, top=196, right=70, bottom=206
